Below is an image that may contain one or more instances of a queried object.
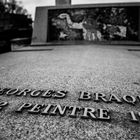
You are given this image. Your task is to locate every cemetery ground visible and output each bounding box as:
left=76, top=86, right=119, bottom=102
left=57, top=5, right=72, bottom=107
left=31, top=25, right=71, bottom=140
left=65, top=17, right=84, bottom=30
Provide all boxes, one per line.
left=0, top=44, right=140, bottom=139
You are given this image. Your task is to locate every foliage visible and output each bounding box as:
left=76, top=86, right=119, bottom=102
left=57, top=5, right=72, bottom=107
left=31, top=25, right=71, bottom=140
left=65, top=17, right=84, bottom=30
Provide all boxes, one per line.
left=0, top=0, right=29, bottom=15
left=0, top=1, right=6, bottom=14
left=0, top=1, right=32, bottom=42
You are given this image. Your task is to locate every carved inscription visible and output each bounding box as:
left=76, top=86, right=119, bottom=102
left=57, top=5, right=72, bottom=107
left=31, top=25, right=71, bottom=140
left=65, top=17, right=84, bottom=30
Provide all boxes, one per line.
left=15, top=103, right=111, bottom=121
left=0, top=88, right=67, bottom=99
left=79, top=91, right=138, bottom=105
left=0, top=101, right=8, bottom=110
left=0, top=87, right=140, bottom=123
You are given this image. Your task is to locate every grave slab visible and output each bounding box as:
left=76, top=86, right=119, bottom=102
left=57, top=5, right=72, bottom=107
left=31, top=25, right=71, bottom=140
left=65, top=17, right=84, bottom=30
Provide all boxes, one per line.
left=0, top=45, right=140, bottom=139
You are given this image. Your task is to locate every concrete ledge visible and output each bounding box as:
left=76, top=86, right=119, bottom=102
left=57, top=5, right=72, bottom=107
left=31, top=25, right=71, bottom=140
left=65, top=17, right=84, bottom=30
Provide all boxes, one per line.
left=31, top=41, right=140, bottom=46
left=128, top=49, right=140, bottom=51
left=12, top=46, right=53, bottom=52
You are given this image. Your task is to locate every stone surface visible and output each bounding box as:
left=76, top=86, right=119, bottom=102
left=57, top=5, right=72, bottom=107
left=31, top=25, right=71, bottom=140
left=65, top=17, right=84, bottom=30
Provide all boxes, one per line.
left=32, top=7, right=48, bottom=45
left=0, top=45, right=140, bottom=139
left=32, top=3, right=140, bottom=45
left=56, top=0, right=71, bottom=6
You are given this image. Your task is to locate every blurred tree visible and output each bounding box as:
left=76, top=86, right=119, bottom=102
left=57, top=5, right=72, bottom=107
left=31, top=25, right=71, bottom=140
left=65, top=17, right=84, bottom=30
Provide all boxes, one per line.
left=0, top=0, right=32, bottom=43
left=0, top=0, right=29, bottom=15
left=0, top=1, right=6, bottom=13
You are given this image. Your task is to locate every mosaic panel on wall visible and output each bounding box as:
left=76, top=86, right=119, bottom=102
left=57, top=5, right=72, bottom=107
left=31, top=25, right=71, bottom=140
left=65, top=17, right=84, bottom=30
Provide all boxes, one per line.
left=48, top=7, right=138, bottom=41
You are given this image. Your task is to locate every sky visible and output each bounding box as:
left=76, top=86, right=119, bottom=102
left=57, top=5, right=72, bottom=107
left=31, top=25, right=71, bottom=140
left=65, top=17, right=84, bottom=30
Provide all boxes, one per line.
left=19, top=0, right=140, bottom=19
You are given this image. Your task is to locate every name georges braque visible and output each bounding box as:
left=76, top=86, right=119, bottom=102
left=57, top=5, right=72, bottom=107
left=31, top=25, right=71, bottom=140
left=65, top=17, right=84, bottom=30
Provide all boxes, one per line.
left=0, top=88, right=140, bottom=123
